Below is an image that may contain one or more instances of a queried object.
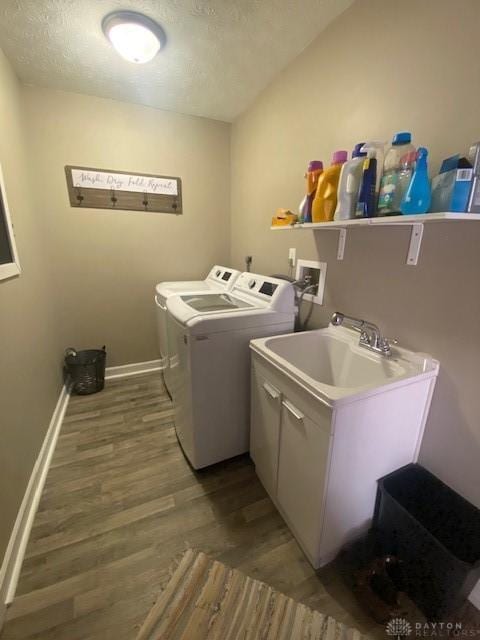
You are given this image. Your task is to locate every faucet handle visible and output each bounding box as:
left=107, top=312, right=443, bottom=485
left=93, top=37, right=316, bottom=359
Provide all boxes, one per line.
left=380, top=337, right=398, bottom=355
left=385, top=337, right=398, bottom=347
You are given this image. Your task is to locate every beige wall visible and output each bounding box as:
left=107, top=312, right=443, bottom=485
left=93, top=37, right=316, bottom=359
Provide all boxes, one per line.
left=0, top=79, right=230, bottom=575
left=0, top=51, right=63, bottom=560
left=2, top=0, right=479, bottom=594
left=22, top=86, right=231, bottom=365
left=231, top=0, right=480, bottom=508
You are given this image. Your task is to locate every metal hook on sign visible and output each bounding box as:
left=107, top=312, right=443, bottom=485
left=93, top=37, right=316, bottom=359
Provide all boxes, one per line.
left=142, top=191, right=148, bottom=211
left=75, top=186, right=84, bottom=205
left=110, top=188, right=117, bottom=207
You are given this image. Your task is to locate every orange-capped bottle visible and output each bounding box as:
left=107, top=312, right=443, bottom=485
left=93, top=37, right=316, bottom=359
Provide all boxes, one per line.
left=312, top=150, right=348, bottom=222
left=299, top=161, right=324, bottom=223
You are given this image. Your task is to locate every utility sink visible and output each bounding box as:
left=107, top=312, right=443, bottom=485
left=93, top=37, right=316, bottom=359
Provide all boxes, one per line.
left=249, top=325, right=440, bottom=569
left=250, top=325, right=439, bottom=406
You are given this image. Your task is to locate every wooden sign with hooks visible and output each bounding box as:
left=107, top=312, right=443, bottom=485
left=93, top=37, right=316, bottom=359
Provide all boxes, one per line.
left=65, top=166, right=182, bottom=214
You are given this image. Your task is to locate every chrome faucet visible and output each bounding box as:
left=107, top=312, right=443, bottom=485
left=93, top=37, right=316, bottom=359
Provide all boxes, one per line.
left=331, top=312, right=395, bottom=356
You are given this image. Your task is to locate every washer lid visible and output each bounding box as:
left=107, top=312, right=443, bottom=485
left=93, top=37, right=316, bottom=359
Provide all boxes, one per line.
left=180, top=293, right=253, bottom=313
left=156, top=280, right=210, bottom=297
left=155, top=265, right=240, bottom=297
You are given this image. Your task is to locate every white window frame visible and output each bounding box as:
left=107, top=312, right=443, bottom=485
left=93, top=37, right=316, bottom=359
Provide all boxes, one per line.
left=0, top=163, right=21, bottom=281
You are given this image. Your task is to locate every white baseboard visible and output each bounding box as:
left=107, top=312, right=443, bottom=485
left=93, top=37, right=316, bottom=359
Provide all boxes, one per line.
left=0, top=358, right=165, bottom=629
left=0, top=382, right=70, bottom=629
left=105, top=358, right=164, bottom=380
left=469, top=581, right=480, bottom=610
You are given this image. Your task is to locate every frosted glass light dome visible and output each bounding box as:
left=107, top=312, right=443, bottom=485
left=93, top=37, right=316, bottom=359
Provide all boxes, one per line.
left=102, top=11, right=166, bottom=64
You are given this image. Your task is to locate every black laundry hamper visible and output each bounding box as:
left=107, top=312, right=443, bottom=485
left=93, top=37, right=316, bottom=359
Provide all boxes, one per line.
left=374, top=463, right=480, bottom=619
left=64, top=346, right=107, bottom=395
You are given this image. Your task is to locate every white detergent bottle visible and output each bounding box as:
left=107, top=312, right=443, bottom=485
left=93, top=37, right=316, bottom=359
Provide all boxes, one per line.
left=334, top=143, right=366, bottom=220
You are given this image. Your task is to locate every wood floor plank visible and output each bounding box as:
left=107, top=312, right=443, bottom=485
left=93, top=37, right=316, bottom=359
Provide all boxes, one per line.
left=8, top=547, right=156, bottom=620
left=1, top=372, right=384, bottom=640
left=27, top=494, right=176, bottom=558
left=0, top=600, right=73, bottom=640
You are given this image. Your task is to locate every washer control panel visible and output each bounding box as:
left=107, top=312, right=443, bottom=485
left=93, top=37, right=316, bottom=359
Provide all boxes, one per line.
left=233, top=273, right=293, bottom=310
left=207, top=265, right=241, bottom=286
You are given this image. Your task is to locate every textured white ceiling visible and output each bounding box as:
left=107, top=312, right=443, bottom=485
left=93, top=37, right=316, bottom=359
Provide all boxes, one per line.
left=0, top=0, right=352, bottom=122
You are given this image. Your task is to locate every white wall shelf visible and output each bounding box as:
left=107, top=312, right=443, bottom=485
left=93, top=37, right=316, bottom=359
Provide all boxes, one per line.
left=271, top=212, right=480, bottom=265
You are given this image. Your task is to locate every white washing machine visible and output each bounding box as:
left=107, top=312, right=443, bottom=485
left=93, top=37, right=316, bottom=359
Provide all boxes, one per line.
left=155, top=265, right=240, bottom=393
left=166, top=273, right=295, bottom=469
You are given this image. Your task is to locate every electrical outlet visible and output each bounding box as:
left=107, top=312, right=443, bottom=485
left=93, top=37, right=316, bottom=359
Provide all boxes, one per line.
left=295, top=259, right=327, bottom=305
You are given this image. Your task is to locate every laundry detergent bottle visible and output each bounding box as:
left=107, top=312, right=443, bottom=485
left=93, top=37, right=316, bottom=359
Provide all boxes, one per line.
left=334, top=143, right=366, bottom=221
left=312, top=150, right=348, bottom=222
left=355, top=148, right=377, bottom=218
left=400, top=147, right=431, bottom=214
left=299, top=160, right=324, bottom=223
left=360, top=141, right=386, bottom=200
left=378, top=132, right=416, bottom=216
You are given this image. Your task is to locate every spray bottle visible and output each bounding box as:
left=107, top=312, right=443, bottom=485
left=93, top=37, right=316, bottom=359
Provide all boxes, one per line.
left=400, top=147, right=431, bottom=214
left=298, top=161, right=323, bottom=223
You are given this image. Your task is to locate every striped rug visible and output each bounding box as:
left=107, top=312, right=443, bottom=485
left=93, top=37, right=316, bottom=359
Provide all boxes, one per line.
left=135, top=549, right=369, bottom=640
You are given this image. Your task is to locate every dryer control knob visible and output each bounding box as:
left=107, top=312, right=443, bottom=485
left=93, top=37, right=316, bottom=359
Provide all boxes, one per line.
left=248, top=279, right=256, bottom=289
left=216, top=270, right=221, bottom=277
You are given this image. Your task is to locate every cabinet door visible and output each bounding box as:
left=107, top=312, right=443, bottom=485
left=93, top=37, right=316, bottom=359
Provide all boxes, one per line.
left=277, top=398, right=331, bottom=565
left=250, top=370, right=282, bottom=498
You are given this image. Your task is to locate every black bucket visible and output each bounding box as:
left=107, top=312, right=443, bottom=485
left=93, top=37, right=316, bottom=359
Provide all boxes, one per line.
left=64, top=346, right=107, bottom=395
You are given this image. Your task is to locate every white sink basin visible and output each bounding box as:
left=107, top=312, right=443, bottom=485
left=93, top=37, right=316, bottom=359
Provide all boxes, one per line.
left=250, top=325, right=440, bottom=569
left=250, top=325, right=439, bottom=406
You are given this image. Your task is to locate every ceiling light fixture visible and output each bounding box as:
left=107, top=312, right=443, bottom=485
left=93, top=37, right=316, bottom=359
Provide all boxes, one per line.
left=102, top=11, right=166, bottom=64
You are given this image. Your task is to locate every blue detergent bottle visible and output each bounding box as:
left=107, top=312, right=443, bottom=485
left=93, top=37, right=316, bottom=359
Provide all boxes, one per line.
left=355, top=148, right=377, bottom=218
left=401, top=147, right=431, bottom=214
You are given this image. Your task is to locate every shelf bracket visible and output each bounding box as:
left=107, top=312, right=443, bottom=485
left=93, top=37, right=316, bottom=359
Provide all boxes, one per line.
left=337, top=228, right=347, bottom=260
left=406, top=223, right=424, bottom=266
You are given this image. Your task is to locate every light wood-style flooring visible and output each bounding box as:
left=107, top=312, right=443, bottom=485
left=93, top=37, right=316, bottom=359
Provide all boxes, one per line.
left=0, top=373, right=411, bottom=638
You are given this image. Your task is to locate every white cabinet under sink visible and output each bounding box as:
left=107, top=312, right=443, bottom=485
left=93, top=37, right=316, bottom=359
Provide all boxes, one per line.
left=277, top=397, right=330, bottom=562
left=250, top=330, right=439, bottom=569
left=250, top=375, right=282, bottom=497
